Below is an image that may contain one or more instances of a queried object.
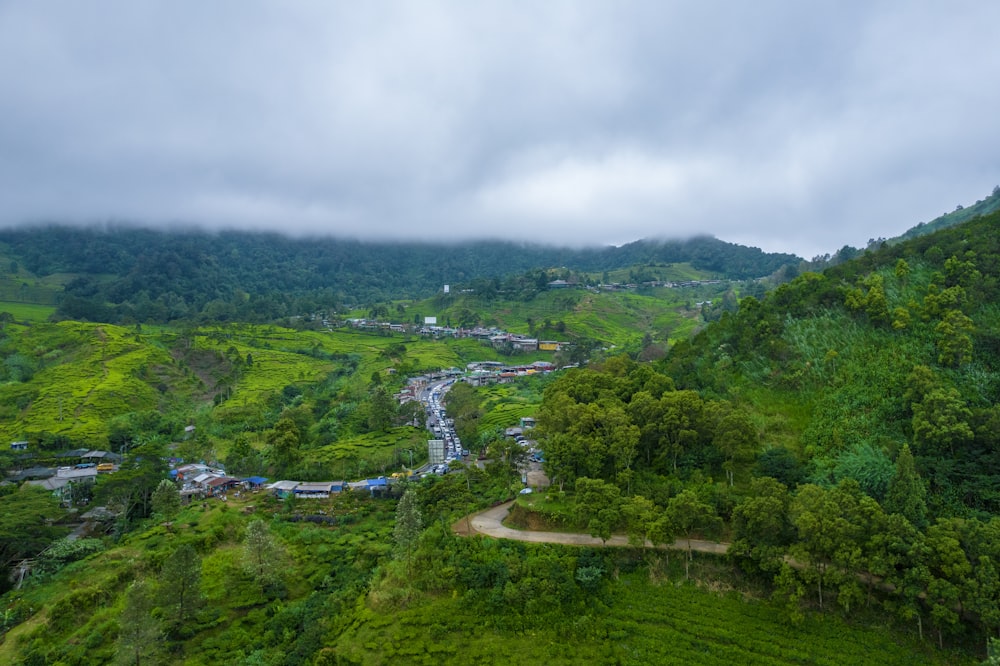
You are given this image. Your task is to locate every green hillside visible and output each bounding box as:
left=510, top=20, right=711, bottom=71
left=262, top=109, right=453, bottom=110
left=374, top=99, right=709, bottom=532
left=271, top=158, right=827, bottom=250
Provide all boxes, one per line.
left=0, top=487, right=964, bottom=665
left=5, top=205, right=1000, bottom=664
left=0, top=278, right=725, bottom=447
left=664, top=209, right=1000, bottom=516
left=410, top=283, right=719, bottom=347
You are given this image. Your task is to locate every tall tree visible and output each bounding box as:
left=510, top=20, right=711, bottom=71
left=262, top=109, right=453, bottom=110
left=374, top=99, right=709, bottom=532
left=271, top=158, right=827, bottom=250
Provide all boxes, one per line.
left=0, top=486, right=67, bottom=593
left=924, top=518, right=972, bottom=649
left=621, top=495, right=657, bottom=549
left=266, top=416, right=302, bottom=475
left=869, top=513, right=926, bottom=636
left=730, top=477, right=792, bottom=576
left=368, top=385, right=395, bottom=432
left=968, top=555, right=1000, bottom=656
left=711, top=406, right=759, bottom=486
left=912, top=387, right=973, bottom=457
left=242, top=519, right=283, bottom=589
left=665, top=489, right=720, bottom=579
left=935, top=309, right=975, bottom=367
left=393, top=487, right=423, bottom=576
left=95, top=446, right=169, bottom=534
left=158, top=543, right=203, bottom=632
left=116, top=579, right=162, bottom=666
left=574, top=477, right=623, bottom=545
left=224, top=434, right=262, bottom=476
left=790, top=483, right=857, bottom=609
left=604, top=403, right=640, bottom=495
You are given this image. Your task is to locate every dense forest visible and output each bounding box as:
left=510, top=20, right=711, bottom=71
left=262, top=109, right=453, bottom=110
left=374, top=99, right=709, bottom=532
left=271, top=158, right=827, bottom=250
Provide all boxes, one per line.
left=513, top=208, right=1000, bottom=654
left=0, top=226, right=798, bottom=323
left=3, top=204, right=1000, bottom=663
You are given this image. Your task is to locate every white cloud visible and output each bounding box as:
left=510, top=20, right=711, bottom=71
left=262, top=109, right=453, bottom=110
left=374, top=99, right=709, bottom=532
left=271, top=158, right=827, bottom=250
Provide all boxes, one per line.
left=0, top=1, right=998, bottom=258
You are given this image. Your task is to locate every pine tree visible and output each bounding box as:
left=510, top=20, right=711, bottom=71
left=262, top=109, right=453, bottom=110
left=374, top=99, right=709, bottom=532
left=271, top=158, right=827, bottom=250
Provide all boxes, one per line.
left=116, top=579, right=162, bottom=666
left=150, top=479, right=181, bottom=520
left=158, top=543, right=202, bottom=630
left=368, top=386, right=395, bottom=432
left=885, top=444, right=927, bottom=528
left=393, top=488, right=423, bottom=576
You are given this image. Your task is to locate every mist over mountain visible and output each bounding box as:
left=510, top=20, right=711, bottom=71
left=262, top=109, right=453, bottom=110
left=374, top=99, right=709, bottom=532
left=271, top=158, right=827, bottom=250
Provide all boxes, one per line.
left=0, top=225, right=798, bottom=323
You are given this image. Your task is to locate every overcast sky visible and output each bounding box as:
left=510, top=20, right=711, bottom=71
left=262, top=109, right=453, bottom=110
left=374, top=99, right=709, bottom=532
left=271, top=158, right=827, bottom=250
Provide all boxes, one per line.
left=1, top=2, right=998, bottom=259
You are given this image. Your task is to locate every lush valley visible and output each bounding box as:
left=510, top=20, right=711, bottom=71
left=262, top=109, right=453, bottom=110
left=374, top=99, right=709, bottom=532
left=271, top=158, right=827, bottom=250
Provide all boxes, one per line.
left=2, top=208, right=1000, bottom=664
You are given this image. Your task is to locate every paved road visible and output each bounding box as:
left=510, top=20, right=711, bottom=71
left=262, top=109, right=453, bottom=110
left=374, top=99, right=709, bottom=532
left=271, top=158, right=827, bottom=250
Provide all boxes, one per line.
left=461, top=500, right=729, bottom=555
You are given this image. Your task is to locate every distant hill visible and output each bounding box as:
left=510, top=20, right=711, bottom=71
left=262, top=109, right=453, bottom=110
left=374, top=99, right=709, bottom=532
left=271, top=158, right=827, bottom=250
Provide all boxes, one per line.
left=0, top=226, right=798, bottom=323
left=892, top=185, right=1000, bottom=243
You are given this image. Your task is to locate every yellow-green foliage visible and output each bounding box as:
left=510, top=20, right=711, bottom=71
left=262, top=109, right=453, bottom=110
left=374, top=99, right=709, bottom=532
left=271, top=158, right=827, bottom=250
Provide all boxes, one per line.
left=197, top=336, right=334, bottom=408
left=0, top=300, right=56, bottom=321
left=1, top=322, right=170, bottom=443
left=306, top=427, right=427, bottom=472
left=476, top=383, right=541, bottom=432
left=408, top=287, right=710, bottom=346
left=333, top=571, right=956, bottom=665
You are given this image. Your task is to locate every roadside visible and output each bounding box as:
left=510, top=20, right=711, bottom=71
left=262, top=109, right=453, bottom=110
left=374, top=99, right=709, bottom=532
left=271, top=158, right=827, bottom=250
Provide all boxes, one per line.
left=453, top=500, right=729, bottom=554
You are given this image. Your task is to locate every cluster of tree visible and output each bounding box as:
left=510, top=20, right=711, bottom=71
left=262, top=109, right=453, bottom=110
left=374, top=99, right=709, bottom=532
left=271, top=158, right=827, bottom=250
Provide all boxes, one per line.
left=515, top=210, right=1000, bottom=650
left=0, top=485, right=68, bottom=594
left=535, top=356, right=759, bottom=495
left=0, top=225, right=799, bottom=324
left=610, top=235, right=800, bottom=279
left=731, top=475, right=1000, bottom=652
left=550, top=430, right=999, bottom=651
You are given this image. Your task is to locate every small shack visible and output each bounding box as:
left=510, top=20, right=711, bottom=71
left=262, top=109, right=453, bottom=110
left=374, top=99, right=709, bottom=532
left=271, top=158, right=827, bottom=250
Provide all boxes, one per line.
left=242, top=476, right=269, bottom=490
left=268, top=480, right=299, bottom=499
left=294, top=482, right=336, bottom=499
left=205, top=476, right=242, bottom=496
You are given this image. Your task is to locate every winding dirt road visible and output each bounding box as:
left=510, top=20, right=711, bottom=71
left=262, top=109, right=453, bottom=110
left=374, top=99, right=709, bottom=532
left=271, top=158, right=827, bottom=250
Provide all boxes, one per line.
left=457, top=500, right=729, bottom=555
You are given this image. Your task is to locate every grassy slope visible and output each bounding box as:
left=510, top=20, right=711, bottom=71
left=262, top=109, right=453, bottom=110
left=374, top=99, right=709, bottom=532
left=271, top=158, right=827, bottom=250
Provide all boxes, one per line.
left=1, top=322, right=175, bottom=444
left=894, top=187, right=1000, bottom=243
left=475, top=380, right=549, bottom=433
left=726, top=305, right=922, bottom=457
left=0, top=493, right=394, bottom=665
left=332, top=569, right=960, bottom=666
left=1, top=280, right=709, bottom=445
left=0, top=301, right=56, bottom=321
left=0, top=492, right=966, bottom=666
left=407, top=283, right=722, bottom=346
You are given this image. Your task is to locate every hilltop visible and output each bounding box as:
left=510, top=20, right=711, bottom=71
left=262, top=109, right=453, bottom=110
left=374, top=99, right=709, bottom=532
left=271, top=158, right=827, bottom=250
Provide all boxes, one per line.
left=892, top=185, right=1000, bottom=244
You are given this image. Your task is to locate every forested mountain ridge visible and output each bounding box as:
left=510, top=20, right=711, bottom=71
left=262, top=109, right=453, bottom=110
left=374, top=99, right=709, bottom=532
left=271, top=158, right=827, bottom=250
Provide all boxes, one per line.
left=662, top=208, right=1000, bottom=517
left=0, top=225, right=798, bottom=323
